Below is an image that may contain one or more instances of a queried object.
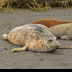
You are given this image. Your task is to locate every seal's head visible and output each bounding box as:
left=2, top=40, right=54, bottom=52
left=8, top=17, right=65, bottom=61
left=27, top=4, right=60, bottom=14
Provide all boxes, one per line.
left=43, top=34, right=60, bottom=52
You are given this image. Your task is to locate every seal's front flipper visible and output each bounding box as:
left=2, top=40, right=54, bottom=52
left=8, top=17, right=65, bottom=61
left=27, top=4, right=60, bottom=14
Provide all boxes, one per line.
left=11, top=44, right=29, bottom=52
left=59, top=46, right=72, bottom=49
left=11, top=48, right=24, bottom=52
left=60, top=35, right=69, bottom=40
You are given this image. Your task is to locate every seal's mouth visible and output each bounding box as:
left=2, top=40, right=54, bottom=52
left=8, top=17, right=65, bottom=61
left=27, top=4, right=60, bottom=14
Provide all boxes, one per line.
left=46, top=47, right=56, bottom=53
left=49, top=45, right=59, bottom=52
left=48, top=45, right=59, bottom=52
left=50, top=45, right=59, bottom=48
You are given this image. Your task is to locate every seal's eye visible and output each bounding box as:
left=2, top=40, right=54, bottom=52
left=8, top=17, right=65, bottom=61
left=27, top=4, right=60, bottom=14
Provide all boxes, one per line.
left=48, top=39, right=53, bottom=43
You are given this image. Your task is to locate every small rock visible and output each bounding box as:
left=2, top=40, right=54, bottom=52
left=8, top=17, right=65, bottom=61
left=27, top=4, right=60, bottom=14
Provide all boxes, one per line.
left=4, top=48, right=8, bottom=50
left=40, top=58, right=44, bottom=61
left=0, top=50, right=2, bottom=52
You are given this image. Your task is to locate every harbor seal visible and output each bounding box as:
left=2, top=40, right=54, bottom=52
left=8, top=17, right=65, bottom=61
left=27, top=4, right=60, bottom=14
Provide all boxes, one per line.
left=32, top=19, right=72, bottom=28
left=49, top=23, right=72, bottom=40
left=2, top=24, right=60, bottom=53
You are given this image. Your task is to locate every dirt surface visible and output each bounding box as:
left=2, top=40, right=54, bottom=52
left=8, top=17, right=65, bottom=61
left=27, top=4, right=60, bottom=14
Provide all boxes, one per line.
left=0, top=8, right=72, bottom=69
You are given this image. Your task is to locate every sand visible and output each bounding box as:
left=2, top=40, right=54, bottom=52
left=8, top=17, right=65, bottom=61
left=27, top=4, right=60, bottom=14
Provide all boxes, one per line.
left=0, top=8, right=72, bottom=69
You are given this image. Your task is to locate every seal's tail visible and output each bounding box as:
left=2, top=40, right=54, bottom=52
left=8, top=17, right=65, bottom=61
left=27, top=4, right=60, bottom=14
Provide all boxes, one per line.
left=2, top=34, right=8, bottom=40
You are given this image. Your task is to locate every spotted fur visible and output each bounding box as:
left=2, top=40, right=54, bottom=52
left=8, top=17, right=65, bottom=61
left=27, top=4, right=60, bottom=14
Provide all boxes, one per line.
left=3, top=24, right=60, bottom=53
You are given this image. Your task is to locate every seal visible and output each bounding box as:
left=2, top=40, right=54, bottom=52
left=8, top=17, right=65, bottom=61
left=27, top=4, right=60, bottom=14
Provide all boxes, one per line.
left=32, top=19, right=72, bottom=28
left=2, top=24, right=60, bottom=53
left=49, top=23, right=72, bottom=40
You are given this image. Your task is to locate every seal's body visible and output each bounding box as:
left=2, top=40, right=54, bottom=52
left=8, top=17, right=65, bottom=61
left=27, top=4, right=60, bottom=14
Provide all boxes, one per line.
left=32, top=19, right=72, bottom=28
left=49, top=23, right=72, bottom=40
left=3, top=24, right=59, bottom=52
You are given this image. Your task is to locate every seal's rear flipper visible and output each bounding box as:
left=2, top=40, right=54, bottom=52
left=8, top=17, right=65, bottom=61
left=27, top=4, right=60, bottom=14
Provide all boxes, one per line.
left=2, top=34, right=8, bottom=40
